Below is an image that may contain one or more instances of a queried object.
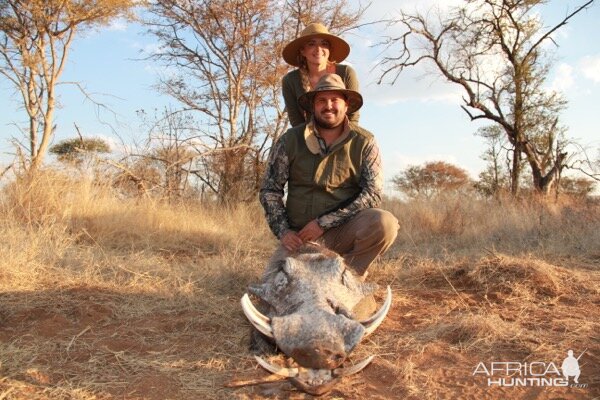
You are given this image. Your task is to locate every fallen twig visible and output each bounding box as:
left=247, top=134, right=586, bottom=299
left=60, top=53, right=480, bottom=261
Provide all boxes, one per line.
left=225, top=374, right=287, bottom=388
left=66, top=326, right=91, bottom=352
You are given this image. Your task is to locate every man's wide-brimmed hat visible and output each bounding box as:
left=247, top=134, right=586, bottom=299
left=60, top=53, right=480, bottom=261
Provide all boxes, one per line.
left=298, top=73, right=363, bottom=114
left=282, top=22, right=350, bottom=67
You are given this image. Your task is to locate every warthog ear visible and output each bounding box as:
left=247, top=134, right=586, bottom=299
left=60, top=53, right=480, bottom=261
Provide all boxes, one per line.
left=282, top=257, right=298, bottom=275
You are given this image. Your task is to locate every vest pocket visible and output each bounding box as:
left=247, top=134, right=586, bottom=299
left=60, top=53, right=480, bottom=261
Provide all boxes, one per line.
left=327, top=154, right=357, bottom=189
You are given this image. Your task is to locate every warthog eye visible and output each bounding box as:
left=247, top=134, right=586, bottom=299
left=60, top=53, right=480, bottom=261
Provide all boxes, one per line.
left=327, top=299, right=338, bottom=313
left=327, top=298, right=351, bottom=318
left=331, top=353, right=344, bottom=364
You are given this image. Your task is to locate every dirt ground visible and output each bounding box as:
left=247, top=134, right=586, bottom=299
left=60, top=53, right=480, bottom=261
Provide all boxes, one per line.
left=1, top=253, right=599, bottom=400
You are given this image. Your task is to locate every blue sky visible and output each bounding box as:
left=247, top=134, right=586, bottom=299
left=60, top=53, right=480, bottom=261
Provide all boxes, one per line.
left=1, top=0, right=598, bottom=195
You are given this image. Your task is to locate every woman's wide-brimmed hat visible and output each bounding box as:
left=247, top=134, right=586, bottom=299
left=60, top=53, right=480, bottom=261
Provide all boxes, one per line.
left=298, top=73, right=363, bottom=114
left=282, top=22, right=350, bottom=67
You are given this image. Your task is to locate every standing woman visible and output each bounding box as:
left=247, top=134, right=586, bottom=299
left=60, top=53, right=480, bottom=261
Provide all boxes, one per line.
left=282, top=22, right=360, bottom=127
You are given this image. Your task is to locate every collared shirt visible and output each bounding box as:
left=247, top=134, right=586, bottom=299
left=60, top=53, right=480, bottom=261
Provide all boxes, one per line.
left=304, top=118, right=351, bottom=156
left=259, top=117, right=383, bottom=239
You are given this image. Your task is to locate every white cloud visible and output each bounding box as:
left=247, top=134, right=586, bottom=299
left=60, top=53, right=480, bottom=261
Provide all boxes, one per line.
left=580, top=55, right=600, bottom=84
left=360, top=74, right=462, bottom=106
left=549, top=63, right=575, bottom=92
left=139, top=41, right=163, bottom=55
left=383, top=151, right=461, bottom=176
left=347, top=0, right=508, bottom=106
left=107, top=18, right=128, bottom=32
left=361, top=0, right=461, bottom=20
left=79, top=18, right=128, bottom=38
left=94, top=134, right=122, bottom=152
left=348, top=26, right=463, bottom=105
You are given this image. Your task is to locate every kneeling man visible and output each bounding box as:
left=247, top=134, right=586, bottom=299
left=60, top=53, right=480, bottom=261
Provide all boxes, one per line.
left=260, top=73, right=398, bottom=278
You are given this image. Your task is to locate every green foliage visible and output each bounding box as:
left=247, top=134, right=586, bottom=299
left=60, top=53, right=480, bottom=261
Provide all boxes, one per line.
left=50, top=137, right=110, bottom=164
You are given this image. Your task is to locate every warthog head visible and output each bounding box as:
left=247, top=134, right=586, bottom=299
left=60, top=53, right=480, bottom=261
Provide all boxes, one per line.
left=241, top=243, right=392, bottom=395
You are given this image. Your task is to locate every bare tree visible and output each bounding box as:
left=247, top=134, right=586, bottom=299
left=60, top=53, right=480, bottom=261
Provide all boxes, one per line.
left=562, top=143, right=600, bottom=185
left=144, top=0, right=364, bottom=204
left=0, top=0, right=135, bottom=171
left=379, top=0, right=595, bottom=196
left=134, top=108, right=199, bottom=200
left=284, top=0, right=366, bottom=36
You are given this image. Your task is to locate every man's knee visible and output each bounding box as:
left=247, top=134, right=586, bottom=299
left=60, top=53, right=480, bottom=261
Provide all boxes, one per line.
left=362, top=208, right=399, bottom=245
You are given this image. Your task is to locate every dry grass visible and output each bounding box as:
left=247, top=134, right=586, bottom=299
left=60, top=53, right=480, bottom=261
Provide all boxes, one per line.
left=0, top=170, right=599, bottom=399
left=384, top=194, right=600, bottom=260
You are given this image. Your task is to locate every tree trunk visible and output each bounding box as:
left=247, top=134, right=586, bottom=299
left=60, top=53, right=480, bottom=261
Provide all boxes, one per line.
left=529, top=151, right=567, bottom=195
left=510, top=143, right=522, bottom=196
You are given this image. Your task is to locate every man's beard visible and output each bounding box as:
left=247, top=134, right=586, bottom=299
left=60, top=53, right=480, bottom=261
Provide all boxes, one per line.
left=314, top=110, right=344, bottom=129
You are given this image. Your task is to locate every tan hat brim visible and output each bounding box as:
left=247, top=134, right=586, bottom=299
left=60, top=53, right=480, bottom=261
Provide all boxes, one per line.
left=282, top=33, right=350, bottom=67
left=298, top=89, right=363, bottom=115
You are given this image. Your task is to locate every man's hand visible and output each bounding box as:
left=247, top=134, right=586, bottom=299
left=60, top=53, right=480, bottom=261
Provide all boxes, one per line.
left=280, top=230, right=304, bottom=252
left=298, top=219, right=324, bottom=243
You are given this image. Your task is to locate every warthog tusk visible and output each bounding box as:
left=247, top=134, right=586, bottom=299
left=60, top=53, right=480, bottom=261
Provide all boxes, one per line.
left=333, top=355, right=375, bottom=377
left=359, top=286, right=392, bottom=336
left=254, top=355, right=299, bottom=377
left=241, top=294, right=270, bottom=324
left=241, top=294, right=274, bottom=338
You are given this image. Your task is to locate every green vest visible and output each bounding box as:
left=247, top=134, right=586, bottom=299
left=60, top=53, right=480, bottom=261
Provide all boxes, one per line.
left=283, top=123, right=374, bottom=229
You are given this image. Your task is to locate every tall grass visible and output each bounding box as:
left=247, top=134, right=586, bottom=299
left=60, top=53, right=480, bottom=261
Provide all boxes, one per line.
left=384, top=194, right=600, bottom=260
left=0, top=170, right=275, bottom=292
left=2, top=170, right=599, bottom=291
left=1, top=169, right=598, bottom=399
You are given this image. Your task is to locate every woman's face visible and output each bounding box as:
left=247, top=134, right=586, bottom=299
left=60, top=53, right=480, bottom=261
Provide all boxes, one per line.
left=300, top=38, right=331, bottom=66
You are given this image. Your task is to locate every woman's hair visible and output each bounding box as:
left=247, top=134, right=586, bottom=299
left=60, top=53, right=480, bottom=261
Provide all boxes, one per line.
left=297, top=53, right=336, bottom=93
left=299, top=65, right=312, bottom=93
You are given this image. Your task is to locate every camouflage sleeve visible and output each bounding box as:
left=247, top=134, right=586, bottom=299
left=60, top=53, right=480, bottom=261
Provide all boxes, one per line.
left=316, top=138, right=383, bottom=230
left=259, top=138, right=291, bottom=239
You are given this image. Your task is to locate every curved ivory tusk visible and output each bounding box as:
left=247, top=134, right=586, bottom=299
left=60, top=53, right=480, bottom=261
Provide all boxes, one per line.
left=241, top=294, right=270, bottom=323
left=333, top=355, right=375, bottom=377
left=254, top=355, right=299, bottom=377
left=241, top=294, right=274, bottom=338
left=359, top=286, right=392, bottom=336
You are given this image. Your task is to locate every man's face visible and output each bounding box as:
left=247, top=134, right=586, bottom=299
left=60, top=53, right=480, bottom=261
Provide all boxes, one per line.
left=313, top=91, right=348, bottom=129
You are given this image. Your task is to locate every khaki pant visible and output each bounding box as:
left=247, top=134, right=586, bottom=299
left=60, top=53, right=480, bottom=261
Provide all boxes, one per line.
left=270, top=208, right=399, bottom=278
left=320, top=208, right=399, bottom=276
